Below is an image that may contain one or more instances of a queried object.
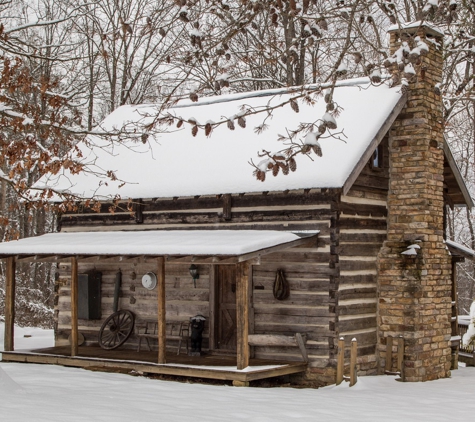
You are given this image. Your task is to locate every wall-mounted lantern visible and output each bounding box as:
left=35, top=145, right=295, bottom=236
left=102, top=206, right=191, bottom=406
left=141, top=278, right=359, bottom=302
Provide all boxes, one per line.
left=189, top=264, right=199, bottom=288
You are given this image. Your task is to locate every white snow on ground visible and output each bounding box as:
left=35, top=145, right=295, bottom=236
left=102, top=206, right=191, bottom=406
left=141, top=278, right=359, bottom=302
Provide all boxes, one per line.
left=1, top=322, right=475, bottom=422
left=0, top=322, right=54, bottom=360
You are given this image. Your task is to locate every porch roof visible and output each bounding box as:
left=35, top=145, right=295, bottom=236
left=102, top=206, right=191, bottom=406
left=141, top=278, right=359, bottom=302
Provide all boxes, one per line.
left=0, top=230, right=318, bottom=263
left=446, top=239, right=475, bottom=260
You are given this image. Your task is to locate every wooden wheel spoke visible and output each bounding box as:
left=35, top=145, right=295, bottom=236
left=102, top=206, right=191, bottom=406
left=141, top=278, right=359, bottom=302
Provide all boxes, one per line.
left=98, top=310, right=135, bottom=350
left=102, top=331, right=114, bottom=341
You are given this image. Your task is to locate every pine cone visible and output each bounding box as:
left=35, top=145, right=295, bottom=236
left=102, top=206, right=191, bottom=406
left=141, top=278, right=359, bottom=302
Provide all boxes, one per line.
left=227, top=120, right=235, bottom=130
left=238, top=116, right=246, bottom=128
left=191, top=125, right=198, bottom=137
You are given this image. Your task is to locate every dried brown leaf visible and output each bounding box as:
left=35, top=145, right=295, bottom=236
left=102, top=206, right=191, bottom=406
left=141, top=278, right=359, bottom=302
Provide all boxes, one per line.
left=290, top=99, right=299, bottom=113
left=312, top=144, right=322, bottom=157
left=289, top=157, right=297, bottom=172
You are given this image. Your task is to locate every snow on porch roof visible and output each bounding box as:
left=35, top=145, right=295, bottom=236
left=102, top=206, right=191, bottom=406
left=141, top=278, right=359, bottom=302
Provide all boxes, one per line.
left=0, top=230, right=319, bottom=262
left=38, top=78, right=405, bottom=201
left=446, top=239, right=475, bottom=260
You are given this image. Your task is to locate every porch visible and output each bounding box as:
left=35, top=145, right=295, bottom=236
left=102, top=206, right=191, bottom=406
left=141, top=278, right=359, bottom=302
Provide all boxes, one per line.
left=0, top=230, right=317, bottom=383
left=1, top=346, right=307, bottom=384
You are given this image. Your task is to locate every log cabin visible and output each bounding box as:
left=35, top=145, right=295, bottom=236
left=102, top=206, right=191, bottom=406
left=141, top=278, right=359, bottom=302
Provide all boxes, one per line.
left=1, top=23, right=473, bottom=386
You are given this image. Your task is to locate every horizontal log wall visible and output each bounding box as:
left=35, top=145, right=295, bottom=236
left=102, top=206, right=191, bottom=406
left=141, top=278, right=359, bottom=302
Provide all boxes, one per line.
left=336, top=139, right=389, bottom=375
left=56, top=260, right=210, bottom=353
left=59, top=189, right=338, bottom=232
left=57, top=176, right=389, bottom=378
left=57, top=189, right=340, bottom=367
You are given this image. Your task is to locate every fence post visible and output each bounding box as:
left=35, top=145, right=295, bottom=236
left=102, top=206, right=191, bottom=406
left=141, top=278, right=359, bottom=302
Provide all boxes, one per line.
left=336, top=337, right=345, bottom=385
left=350, top=338, right=358, bottom=387
left=397, top=336, right=404, bottom=381
left=385, top=336, right=393, bottom=373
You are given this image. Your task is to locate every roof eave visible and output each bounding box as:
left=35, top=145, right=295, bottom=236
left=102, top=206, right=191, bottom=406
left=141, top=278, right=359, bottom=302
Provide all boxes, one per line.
left=0, top=232, right=319, bottom=265
left=342, top=92, right=408, bottom=195
left=443, top=140, right=474, bottom=209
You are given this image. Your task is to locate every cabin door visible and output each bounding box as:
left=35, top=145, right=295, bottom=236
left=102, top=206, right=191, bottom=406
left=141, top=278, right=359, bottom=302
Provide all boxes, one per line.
left=215, top=265, right=237, bottom=353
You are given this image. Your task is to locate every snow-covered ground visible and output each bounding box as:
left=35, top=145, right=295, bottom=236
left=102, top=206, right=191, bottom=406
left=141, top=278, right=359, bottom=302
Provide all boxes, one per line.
left=1, top=322, right=474, bottom=422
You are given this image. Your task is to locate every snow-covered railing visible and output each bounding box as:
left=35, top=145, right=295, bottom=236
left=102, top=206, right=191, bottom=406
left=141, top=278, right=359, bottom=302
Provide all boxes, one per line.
left=458, top=317, right=475, bottom=367
left=459, top=319, right=474, bottom=354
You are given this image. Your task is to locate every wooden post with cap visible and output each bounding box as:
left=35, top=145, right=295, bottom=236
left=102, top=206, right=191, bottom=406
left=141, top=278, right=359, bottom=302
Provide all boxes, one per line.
left=70, top=257, right=79, bottom=356
left=157, top=256, right=166, bottom=364
left=4, top=256, right=16, bottom=352
left=236, top=261, right=250, bottom=371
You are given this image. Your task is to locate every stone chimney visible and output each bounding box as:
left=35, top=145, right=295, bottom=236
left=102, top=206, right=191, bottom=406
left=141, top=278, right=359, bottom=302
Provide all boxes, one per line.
left=377, top=23, right=452, bottom=381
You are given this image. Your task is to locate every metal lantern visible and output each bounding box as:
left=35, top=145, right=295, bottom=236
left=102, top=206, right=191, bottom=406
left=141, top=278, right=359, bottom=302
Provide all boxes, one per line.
left=189, top=264, right=199, bottom=288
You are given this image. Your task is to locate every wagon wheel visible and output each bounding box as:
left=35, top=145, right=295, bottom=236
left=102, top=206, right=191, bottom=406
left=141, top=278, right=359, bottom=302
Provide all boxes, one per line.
left=98, top=310, right=135, bottom=350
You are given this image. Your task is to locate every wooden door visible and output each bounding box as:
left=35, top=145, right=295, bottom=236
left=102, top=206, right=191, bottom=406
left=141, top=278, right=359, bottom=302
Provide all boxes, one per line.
left=216, top=265, right=237, bottom=353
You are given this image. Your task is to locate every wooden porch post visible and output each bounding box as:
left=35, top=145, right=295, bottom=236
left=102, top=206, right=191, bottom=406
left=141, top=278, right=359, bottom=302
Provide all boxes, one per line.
left=157, top=256, right=166, bottom=364
left=4, top=257, right=16, bottom=351
left=70, top=256, right=79, bottom=356
left=236, top=261, right=250, bottom=370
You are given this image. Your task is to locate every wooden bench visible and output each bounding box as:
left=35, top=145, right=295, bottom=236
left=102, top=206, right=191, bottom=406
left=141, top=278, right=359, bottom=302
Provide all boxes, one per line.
left=248, top=333, right=308, bottom=362
left=459, top=351, right=475, bottom=366
left=135, top=320, right=190, bottom=355
left=457, top=320, right=475, bottom=367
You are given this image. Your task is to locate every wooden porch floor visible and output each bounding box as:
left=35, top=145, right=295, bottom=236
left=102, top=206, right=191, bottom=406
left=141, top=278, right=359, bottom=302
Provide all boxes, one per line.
left=1, top=346, right=307, bottom=384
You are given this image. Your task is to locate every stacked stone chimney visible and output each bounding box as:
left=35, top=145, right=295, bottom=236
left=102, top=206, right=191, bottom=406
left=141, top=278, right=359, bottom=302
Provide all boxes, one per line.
left=377, top=23, right=452, bottom=381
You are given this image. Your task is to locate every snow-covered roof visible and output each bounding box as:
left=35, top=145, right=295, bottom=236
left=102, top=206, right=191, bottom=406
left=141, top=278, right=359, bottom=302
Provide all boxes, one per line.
left=0, top=230, right=318, bottom=261
left=38, top=78, right=404, bottom=201
left=446, top=239, right=475, bottom=259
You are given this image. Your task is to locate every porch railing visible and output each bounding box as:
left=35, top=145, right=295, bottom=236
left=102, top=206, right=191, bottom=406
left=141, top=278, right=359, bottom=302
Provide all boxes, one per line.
left=457, top=317, right=474, bottom=366
left=458, top=318, right=474, bottom=354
